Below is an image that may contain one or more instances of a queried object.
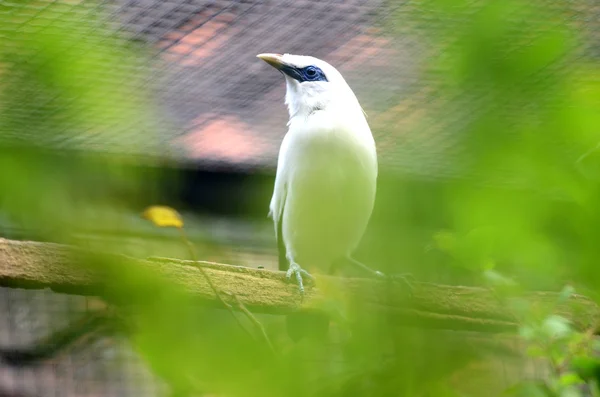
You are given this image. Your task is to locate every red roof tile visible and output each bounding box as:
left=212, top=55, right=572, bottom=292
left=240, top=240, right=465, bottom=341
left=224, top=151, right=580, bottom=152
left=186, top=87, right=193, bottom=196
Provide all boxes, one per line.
left=176, top=115, right=269, bottom=163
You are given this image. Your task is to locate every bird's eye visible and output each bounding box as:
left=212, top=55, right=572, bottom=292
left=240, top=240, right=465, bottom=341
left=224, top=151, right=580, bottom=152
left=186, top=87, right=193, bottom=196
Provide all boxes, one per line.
left=298, top=66, right=328, bottom=82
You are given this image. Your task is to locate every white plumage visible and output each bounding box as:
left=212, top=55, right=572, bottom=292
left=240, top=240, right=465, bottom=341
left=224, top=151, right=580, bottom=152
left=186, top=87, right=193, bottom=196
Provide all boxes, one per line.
left=258, top=53, right=378, bottom=293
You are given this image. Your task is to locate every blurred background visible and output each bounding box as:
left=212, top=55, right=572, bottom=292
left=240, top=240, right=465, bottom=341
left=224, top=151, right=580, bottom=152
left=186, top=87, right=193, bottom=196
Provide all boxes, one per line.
left=0, top=0, right=600, bottom=396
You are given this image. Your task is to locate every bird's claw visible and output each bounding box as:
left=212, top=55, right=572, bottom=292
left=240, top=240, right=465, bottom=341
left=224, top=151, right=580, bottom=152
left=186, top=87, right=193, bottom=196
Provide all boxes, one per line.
left=286, top=262, right=314, bottom=295
left=378, top=271, right=415, bottom=297
left=391, top=272, right=415, bottom=283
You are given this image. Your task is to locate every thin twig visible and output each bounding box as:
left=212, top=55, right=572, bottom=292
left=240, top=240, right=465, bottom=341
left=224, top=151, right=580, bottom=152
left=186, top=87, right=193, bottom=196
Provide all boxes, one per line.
left=225, top=291, right=277, bottom=356
left=177, top=227, right=255, bottom=340
left=177, top=228, right=275, bottom=353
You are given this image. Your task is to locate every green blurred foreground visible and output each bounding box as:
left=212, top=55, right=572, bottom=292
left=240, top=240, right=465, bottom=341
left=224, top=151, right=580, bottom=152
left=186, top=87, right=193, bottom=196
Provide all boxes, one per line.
left=1, top=0, right=600, bottom=396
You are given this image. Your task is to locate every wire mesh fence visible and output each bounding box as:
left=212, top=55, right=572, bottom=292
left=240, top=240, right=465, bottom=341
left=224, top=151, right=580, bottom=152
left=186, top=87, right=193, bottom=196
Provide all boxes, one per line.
left=0, top=288, right=166, bottom=397
left=0, top=0, right=599, bottom=396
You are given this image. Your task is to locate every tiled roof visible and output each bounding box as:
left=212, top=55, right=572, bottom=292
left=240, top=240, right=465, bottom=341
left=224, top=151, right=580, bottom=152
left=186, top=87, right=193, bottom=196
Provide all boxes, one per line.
left=151, top=0, right=413, bottom=170
left=1, top=0, right=599, bottom=178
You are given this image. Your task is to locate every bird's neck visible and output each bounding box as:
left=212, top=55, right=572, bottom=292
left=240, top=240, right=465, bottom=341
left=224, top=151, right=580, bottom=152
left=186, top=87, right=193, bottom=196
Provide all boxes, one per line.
left=285, top=92, right=330, bottom=119
left=285, top=89, right=362, bottom=120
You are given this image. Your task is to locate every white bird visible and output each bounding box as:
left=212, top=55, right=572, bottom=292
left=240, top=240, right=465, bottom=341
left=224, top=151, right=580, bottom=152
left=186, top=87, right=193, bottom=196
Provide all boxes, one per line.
left=257, top=53, right=383, bottom=295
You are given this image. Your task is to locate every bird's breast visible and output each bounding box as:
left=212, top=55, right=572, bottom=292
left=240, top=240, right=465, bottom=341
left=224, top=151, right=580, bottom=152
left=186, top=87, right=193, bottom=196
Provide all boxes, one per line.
left=280, top=112, right=377, bottom=269
left=286, top=110, right=377, bottom=175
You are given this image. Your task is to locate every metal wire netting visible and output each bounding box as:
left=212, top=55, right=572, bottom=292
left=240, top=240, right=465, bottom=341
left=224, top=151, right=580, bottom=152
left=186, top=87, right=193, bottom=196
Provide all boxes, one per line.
left=1, top=0, right=598, bottom=175
left=0, top=0, right=438, bottom=171
left=0, top=0, right=599, bottom=396
left=0, top=288, right=167, bottom=397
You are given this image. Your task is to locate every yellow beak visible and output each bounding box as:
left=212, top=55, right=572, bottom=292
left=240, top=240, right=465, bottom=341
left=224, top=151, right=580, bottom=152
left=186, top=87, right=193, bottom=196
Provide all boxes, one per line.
left=256, top=53, right=285, bottom=69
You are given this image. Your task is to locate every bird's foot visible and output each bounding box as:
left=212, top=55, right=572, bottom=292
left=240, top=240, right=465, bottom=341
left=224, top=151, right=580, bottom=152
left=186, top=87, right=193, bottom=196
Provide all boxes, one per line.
left=382, top=272, right=415, bottom=298
left=363, top=266, right=414, bottom=297
left=345, top=256, right=414, bottom=297
left=286, top=262, right=314, bottom=295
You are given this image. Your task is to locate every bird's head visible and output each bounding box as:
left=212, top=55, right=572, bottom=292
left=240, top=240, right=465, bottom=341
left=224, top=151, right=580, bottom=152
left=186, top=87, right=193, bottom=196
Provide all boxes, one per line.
left=257, top=53, right=361, bottom=118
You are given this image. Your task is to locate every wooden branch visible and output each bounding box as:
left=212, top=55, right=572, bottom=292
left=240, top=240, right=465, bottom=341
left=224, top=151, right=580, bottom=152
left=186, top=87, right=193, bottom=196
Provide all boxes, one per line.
left=0, top=238, right=598, bottom=333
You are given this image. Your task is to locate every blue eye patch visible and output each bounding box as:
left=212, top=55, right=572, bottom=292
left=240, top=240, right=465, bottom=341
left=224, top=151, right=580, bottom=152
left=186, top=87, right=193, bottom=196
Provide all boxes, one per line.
left=279, top=64, right=328, bottom=83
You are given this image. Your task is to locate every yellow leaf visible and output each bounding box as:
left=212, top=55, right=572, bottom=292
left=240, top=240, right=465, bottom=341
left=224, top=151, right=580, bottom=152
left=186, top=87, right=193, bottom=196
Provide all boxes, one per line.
left=142, top=206, right=184, bottom=228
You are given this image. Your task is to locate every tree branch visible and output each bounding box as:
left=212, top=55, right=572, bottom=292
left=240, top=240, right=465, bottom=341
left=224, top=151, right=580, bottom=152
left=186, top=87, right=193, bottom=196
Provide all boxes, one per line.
left=0, top=238, right=597, bottom=333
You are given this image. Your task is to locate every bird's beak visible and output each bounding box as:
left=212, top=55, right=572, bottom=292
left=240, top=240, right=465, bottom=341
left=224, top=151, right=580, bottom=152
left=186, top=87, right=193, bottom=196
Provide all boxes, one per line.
left=256, top=53, right=285, bottom=70
left=257, top=53, right=304, bottom=82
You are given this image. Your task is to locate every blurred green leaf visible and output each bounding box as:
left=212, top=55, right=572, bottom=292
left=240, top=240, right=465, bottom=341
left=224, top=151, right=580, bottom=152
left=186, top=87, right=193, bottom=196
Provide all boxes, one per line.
left=526, top=345, right=547, bottom=358
left=559, top=372, right=585, bottom=388
left=557, top=285, right=576, bottom=305
left=542, top=315, right=573, bottom=340
left=503, top=381, right=552, bottom=397
left=483, top=269, right=517, bottom=288
left=519, top=325, right=536, bottom=342
left=560, top=386, right=584, bottom=397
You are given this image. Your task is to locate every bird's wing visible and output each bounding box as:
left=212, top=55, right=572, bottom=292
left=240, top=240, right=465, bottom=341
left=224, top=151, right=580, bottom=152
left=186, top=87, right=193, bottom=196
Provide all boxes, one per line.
left=275, top=189, right=287, bottom=271
left=270, top=133, right=292, bottom=271
left=270, top=181, right=287, bottom=271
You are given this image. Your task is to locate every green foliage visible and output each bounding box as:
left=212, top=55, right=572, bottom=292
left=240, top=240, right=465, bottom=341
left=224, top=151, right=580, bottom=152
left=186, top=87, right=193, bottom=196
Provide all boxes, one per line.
left=1, top=0, right=600, bottom=396
left=0, top=0, right=162, bottom=242
left=370, top=0, right=600, bottom=291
